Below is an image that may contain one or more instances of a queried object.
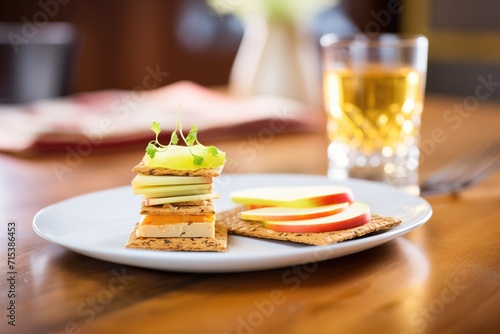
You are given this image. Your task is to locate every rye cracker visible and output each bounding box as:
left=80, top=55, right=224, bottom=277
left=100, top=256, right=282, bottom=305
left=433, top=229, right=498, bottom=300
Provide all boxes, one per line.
left=140, top=200, right=215, bottom=216
left=126, top=222, right=227, bottom=252
left=218, top=206, right=402, bottom=246
left=132, top=161, right=224, bottom=177
left=165, top=200, right=210, bottom=207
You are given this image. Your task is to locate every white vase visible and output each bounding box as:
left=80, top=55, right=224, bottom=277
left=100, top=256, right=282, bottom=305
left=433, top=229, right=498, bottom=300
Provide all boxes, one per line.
left=228, top=16, right=321, bottom=106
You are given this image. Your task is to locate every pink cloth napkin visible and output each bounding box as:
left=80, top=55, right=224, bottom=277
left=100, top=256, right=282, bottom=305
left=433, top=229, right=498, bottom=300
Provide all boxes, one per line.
left=0, top=81, right=322, bottom=155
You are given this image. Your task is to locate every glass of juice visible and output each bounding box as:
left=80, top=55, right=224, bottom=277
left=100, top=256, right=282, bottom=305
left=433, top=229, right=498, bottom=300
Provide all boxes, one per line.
left=320, top=33, right=428, bottom=195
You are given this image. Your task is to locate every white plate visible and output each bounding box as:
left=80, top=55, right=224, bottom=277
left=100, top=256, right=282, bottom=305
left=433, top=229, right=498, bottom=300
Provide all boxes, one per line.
left=33, top=173, right=432, bottom=273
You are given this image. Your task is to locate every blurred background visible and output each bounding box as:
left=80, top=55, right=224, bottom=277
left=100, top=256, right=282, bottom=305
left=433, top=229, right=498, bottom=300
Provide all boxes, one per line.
left=1, top=0, right=499, bottom=103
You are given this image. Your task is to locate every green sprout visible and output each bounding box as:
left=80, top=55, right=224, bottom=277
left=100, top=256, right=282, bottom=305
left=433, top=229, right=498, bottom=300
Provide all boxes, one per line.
left=145, top=117, right=229, bottom=166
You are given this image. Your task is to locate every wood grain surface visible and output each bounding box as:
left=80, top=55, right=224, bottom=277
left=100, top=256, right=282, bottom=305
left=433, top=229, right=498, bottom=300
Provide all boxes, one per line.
left=1, top=94, right=499, bottom=334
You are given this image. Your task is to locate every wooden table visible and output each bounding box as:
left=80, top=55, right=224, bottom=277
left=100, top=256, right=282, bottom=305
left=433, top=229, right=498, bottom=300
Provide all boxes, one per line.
left=1, top=94, right=499, bottom=334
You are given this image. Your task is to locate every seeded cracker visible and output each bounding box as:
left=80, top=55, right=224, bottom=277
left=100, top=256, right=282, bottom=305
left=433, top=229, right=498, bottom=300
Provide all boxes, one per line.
left=132, top=161, right=224, bottom=177
left=218, top=206, right=402, bottom=246
left=126, top=222, right=228, bottom=252
left=140, top=200, right=215, bottom=216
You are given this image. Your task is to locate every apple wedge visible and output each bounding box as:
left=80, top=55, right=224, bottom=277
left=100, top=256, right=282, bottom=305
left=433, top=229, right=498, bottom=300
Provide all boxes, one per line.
left=143, top=144, right=226, bottom=170
left=260, top=202, right=371, bottom=233
left=230, top=186, right=354, bottom=208
left=143, top=193, right=220, bottom=206
left=132, top=174, right=212, bottom=187
left=240, top=203, right=349, bottom=221
left=133, top=183, right=212, bottom=198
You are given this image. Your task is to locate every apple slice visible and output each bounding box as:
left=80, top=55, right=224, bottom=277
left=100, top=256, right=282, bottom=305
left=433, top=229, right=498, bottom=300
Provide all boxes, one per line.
left=240, top=203, right=349, bottom=221
left=230, top=186, right=354, bottom=208
left=142, top=188, right=212, bottom=199
left=142, top=144, right=226, bottom=170
left=133, top=183, right=212, bottom=198
left=261, top=202, right=371, bottom=233
left=143, top=193, right=220, bottom=206
left=132, top=174, right=212, bottom=187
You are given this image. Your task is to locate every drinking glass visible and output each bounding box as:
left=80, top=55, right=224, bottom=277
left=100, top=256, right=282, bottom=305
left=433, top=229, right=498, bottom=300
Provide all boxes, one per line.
left=320, top=33, right=428, bottom=195
left=0, top=22, right=78, bottom=103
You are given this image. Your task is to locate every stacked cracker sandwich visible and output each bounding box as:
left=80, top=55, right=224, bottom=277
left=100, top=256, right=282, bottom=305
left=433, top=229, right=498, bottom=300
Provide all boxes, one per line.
left=126, top=121, right=228, bottom=252
left=125, top=122, right=404, bottom=253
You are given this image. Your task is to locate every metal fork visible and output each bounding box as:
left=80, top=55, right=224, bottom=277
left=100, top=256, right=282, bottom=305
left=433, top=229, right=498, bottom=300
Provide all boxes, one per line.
left=419, top=142, right=500, bottom=195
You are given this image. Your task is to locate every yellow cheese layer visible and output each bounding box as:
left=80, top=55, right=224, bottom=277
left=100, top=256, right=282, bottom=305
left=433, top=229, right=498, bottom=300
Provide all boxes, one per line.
left=141, top=214, right=215, bottom=225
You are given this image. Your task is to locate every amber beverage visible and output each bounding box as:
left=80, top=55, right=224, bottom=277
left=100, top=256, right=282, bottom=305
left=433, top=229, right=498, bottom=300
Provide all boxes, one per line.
left=321, top=34, right=428, bottom=195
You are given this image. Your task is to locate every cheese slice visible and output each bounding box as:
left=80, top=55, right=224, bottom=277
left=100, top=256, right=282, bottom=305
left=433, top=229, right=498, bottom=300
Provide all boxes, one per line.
left=136, top=214, right=216, bottom=238
left=141, top=214, right=215, bottom=225
left=136, top=221, right=215, bottom=238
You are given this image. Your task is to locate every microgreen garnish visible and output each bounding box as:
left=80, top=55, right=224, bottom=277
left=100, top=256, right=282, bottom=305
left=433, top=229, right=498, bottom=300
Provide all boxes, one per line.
left=185, top=125, right=198, bottom=146
left=146, top=121, right=170, bottom=159
left=146, top=142, right=158, bottom=158
left=151, top=121, right=161, bottom=138
left=177, top=121, right=205, bottom=165
left=145, top=117, right=231, bottom=166
left=205, top=145, right=219, bottom=157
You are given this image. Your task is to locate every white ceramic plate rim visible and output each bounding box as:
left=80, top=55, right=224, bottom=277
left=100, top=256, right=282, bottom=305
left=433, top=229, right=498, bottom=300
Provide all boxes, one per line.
left=33, top=173, right=432, bottom=273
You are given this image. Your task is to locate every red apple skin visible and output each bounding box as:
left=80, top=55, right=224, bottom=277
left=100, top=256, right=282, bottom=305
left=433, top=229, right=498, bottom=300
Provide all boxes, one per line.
left=310, top=192, right=354, bottom=206
left=235, top=191, right=354, bottom=208
left=231, top=186, right=355, bottom=208
left=241, top=203, right=349, bottom=221
left=246, top=204, right=267, bottom=210
left=261, top=205, right=371, bottom=233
